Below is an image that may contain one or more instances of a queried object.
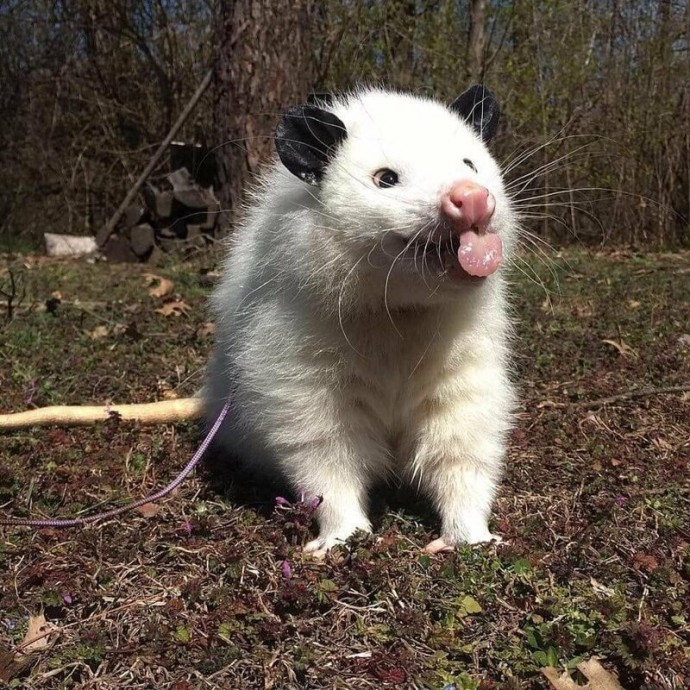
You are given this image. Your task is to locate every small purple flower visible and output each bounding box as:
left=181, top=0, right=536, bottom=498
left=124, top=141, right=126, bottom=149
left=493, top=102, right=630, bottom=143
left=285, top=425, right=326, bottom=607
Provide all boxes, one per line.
left=281, top=560, right=292, bottom=580
left=306, top=495, right=322, bottom=511
left=614, top=495, right=628, bottom=506
left=1, top=619, right=17, bottom=631
left=295, top=487, right=322, bottom=511
left=63, top=593, right=73, bottom=605
left=275, top=496, right=291, bottom=507
left=179, top=520, right=193, bottom=535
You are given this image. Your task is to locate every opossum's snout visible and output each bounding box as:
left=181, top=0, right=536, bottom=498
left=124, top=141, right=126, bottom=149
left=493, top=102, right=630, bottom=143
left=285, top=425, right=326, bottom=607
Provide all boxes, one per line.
left=441, top=180, right=496, bottom=230
left=441, top=180, right=503, bottom=278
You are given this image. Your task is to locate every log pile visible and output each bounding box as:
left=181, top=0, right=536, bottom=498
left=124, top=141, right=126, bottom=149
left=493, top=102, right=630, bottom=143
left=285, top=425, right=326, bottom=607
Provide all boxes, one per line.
left=102, top=167, right=221, bottom=263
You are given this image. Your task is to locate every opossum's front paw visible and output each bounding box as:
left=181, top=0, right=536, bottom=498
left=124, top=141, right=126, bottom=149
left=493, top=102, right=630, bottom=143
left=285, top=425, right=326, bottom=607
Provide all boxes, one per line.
left=303, top=525, right=372, bottom=559
left=303, top=535, right=341, bottom=560
left=423, top=532, right=503, bottom=554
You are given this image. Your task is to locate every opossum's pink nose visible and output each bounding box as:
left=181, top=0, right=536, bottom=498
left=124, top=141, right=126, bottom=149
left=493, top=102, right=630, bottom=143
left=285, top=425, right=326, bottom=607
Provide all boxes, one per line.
left=441, top=180, right=496, bottom=230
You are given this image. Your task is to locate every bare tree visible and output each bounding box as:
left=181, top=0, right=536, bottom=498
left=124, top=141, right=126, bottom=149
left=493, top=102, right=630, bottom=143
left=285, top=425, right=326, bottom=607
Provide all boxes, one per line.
left=1, top=1, right=688, bottom=249
left=212, top=0, right=316, bottom=231
left=468, top=0, right=486, bottom=82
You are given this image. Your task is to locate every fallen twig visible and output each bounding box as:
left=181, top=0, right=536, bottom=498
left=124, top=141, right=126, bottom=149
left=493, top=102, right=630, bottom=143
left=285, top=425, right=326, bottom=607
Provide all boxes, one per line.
left=538, top=384, right=690, bottom=410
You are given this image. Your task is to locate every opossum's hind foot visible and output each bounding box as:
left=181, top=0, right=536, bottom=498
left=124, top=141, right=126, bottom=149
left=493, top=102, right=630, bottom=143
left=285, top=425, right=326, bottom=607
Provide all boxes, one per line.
left=423, top=532, right=503, bottom=554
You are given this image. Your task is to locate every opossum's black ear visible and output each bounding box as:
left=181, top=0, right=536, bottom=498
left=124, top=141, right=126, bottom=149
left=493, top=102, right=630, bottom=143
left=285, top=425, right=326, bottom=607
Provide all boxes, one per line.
left=276, top=105, right=347, bottom=185
left=449, top=85, right=500, bottom=143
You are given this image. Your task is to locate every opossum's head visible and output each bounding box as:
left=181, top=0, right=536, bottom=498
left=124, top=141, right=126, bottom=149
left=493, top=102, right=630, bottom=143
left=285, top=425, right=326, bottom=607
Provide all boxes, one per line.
left=275, top=86, right=515, bottom=302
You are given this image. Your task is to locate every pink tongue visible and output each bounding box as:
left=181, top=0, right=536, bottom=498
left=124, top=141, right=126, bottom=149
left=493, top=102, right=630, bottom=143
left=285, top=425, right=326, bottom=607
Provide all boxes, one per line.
left=457, top=230, right=503, bottom=277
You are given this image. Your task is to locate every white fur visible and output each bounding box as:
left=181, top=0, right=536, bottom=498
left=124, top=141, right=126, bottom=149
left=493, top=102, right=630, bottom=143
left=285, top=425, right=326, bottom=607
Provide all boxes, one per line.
left=205, top=89, right=517, bottom=553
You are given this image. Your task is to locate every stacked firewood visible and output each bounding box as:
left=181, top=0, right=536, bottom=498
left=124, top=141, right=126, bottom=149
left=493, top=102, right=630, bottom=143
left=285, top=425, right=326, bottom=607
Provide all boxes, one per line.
left=101, top=167, right=222, bottom=262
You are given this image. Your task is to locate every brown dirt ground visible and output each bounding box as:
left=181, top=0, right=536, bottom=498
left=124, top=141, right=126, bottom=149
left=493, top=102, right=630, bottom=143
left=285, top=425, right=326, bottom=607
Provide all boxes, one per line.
left=0, top=249, right=688, bottom=689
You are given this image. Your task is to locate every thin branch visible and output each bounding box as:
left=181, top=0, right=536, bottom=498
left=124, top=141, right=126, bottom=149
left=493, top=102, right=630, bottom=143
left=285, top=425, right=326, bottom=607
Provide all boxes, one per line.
left=539, top=385, right=690, bottom=410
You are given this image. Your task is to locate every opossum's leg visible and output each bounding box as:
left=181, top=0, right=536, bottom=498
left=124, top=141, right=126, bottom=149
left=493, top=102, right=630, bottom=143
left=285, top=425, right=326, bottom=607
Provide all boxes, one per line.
left=420, top=462, right=503, bottom=554
left=291, top=445, right=376, bottom=557
left=303, top=489, right=372, bottom=557
left=408, top=400, right=507, bottom=552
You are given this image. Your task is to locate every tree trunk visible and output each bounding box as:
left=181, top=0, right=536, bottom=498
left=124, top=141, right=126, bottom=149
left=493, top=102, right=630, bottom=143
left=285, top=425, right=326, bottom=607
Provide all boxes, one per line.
left=467, top=0, right=486, bottom=82
left=212, top=0, right=315, bottom=233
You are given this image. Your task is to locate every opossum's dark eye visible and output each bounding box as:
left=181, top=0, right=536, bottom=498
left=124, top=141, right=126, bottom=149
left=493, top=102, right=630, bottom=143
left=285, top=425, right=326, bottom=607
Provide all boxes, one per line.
left=463, top=159, right=477, bottom=173
left=373, top=169, right=399, bottom=188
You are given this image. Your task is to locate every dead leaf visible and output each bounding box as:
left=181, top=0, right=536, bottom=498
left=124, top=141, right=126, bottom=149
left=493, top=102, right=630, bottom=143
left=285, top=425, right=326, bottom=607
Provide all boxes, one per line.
left=633, top=552, right=659, bottom=573
left=543, top=656, right=625, bottom=689
left=542, top=667, right=580, bottom=690
left=590, top=577, right=615, bottom=597
left=88, top=325, right=109, bottom=340
left=1, top=613, right=59, bottom=682
left=144, top=273, right=174, bottom=298
left=0, top=613, right=57, bottom=683
left=0, top=646, right=33, bottom=683
left=170, top=681, right=193, bottom=690
left=677, top=334, right=690, bottom=348
left=578, top=657, right=625, bottom=689
left=627, top=299, right=641, bottom=309
left=540, top=296, right=553, bottom=313
left=195, top=321, right=215, bottom=338
left=156, top=300, right=190, bottom=317
left=651, top=436, right=672, bottom=451
left=136, top=502, right=161, bottom=518
left=574, top=302, right=594, bottom=318
left=601, top=338, right=638, bottom=359
left=22, top=613, right=54, bottom=654
left=50, top=290, right=62, bottom=301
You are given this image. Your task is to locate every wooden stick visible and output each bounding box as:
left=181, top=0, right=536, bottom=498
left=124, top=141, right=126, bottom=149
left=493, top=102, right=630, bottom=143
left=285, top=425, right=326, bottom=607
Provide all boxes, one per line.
left=95, top=68, right=214, bottom=247
left=0, top=398, right=203, bottom=429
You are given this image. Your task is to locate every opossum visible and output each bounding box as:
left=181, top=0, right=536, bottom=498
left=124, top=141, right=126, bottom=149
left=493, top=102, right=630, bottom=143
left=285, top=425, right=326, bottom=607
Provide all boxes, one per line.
left=204, top=85, right=517, bottom=556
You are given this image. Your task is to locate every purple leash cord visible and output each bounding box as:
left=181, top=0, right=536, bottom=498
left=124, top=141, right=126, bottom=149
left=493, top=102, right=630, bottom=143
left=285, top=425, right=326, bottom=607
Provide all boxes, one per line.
left=0, top=401, right=230, bottom=528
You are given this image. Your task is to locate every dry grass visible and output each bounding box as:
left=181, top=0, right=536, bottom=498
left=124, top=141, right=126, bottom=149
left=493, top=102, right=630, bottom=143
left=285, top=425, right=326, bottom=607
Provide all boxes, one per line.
left=1, top=249, right=688, bottom=689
